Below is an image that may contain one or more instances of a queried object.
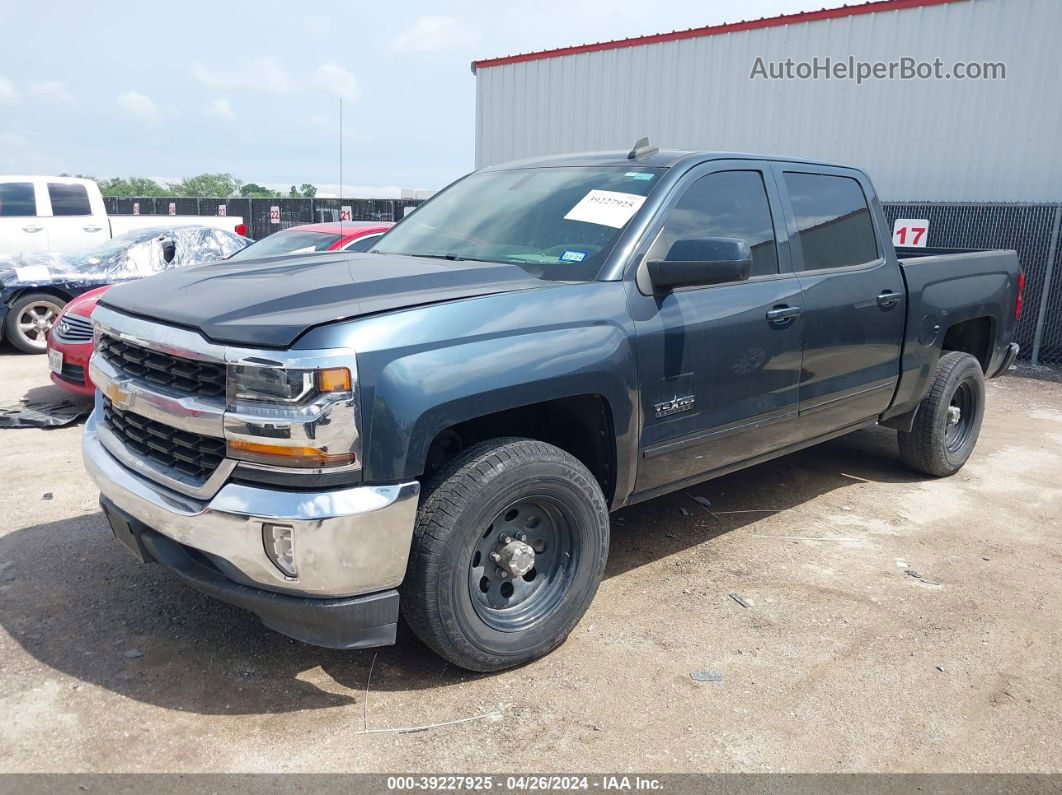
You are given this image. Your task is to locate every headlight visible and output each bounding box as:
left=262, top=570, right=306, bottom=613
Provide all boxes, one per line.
left=224, top=361, right=359, bottom=470
left=229, top=365, right=351, bottom=403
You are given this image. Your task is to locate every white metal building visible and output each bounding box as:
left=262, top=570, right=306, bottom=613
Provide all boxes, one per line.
left=472, top=0, right=1062, bottom=201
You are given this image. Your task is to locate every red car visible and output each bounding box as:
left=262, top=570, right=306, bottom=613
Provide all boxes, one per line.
left=46, top=222, right=394, bottom=396
left=46, top=286, right=108, bottom=397
left=226, top=221, right=393, bottom=260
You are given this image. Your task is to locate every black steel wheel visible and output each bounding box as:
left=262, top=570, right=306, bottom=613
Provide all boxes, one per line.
left=468, top=496, right=578, bottom=632
left=403, top=438, right=609, bottom=672
left=898, top=351, right=986, bottom=477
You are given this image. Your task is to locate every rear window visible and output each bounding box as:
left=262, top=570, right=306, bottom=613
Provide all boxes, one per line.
left=48, top=183, right=92, bottom=216
left=228, top=229, right=343, bottom=259
left=783, top=172, right=879, bottom=270
left=0, top=182, right=36, bottom=217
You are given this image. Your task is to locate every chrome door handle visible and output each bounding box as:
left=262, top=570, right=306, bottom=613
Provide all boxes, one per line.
left=877, top=290, right=904, bottom=308
left=83, top=225, right=104, bottom=232
left=766, top=305, right=802, bottom=326
left=22, top=225, right=43, bottom=233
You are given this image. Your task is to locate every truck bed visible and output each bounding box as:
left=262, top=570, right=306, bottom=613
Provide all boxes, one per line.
left=885, top=247, right=1021, bottom=422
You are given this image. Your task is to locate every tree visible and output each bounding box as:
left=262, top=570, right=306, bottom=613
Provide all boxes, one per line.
left=239, top=183, right=278, bottom=198
left=289, top=185, right=300, bottom=198
left=169, top=173, right=241, bottom=198
left=98, top=176, right=170, bottom=197
left=299, top=183, right=317, bottom=198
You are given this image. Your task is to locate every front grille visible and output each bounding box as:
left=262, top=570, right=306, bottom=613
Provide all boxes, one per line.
left=52, top=314, right=94, bottom=343
left=98, top=335, right=226, bottom=399
left=103, top=399, right=226, bottom=481
left=58, top=362, right=85, bottom=385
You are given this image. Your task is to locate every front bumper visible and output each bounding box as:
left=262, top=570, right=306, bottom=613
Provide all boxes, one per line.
left=101, top=498, right=400, bottom=648
left=83, top=409, right=420, bottom=647
left=48, top=336, right=95, bottom=397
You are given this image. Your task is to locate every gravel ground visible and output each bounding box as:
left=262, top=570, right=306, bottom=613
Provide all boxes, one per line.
left=0, top=348, right=1059, bottom=773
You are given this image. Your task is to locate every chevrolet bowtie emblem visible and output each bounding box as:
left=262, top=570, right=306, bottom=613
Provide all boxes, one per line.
left=104, top=381, right=134, bottom=409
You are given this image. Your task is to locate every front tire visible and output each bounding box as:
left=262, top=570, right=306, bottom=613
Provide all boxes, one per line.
left=403, top=438, right=609, bottom=672
left=898, top=351, right=986, bottom=476
left=5, top=293, right=66, bottom=354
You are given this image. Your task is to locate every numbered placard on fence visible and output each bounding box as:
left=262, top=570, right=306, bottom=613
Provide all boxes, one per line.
left=340, top=206, right=352, bottom=222
left=217, top=205, right=227, bottom=217
left=270, top=206, right=280, bottom=224
left=168, top=202, right=176, bottom=216
left=893, top=218, right=929, bottom=248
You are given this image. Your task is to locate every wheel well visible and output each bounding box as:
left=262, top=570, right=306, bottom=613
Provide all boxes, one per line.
left=4, top=286, right=73, bottom=309
left=942, top=317, right=993, bottom=371
left=423, top=395, right=616, bottom=503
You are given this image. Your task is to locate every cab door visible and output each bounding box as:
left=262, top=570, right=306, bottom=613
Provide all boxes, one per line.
left=0, top=180, right=49, bottom=255
left=42, top=181, right=108, bottom=251
left=628, top=162, right=805, bottom=495
left=770, top=165, right=904, bottom=439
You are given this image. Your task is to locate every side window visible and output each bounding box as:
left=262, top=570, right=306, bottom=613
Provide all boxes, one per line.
left=344, top=234, right=381, bottom=253
left=783, top=172, right=878, bottom=270
left=0, top=182, right=37, bottom=217
left=658, top=171, right=779, bottom=277
left=47, top=183, right=92, bottom=216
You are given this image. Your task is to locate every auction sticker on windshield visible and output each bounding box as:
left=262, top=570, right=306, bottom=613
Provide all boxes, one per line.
left=564, top=190, right=647, bottom=229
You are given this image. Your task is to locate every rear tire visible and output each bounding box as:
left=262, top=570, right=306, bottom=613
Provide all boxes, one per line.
left=898, top=351, right=986, bottom=476
left=402, top=438, right=609, bottom=672
left=5, top=293, right=66, bottom=354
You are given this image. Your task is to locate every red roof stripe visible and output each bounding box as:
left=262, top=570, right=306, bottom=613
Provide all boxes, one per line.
left=471, top=0, right=968, bottom=71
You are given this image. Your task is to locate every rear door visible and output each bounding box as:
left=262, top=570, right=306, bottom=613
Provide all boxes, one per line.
left=43, top=181, right=108, bottom=251
left=629, top=161, right=805, bottom=495
left=0, top=180, right=49, bottom=254
left=771, top=165, right=904, bottom=438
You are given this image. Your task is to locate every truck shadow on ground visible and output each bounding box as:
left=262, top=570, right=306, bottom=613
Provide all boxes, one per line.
left=0, top=425, right=921, bottom=716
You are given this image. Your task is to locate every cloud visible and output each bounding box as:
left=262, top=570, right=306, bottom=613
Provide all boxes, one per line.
left=116, top=90, right=160, bottom=121
left=390, top=15, right=479, bottom=53
left=205, top=97, right=236, bottom=122
left=31, top=80, right=77, bottom=104
left=190, top=57, right=296, bottom=94
left=0, top=76, right=17, bottom=103
left=312, top=62, right=361, bottom=102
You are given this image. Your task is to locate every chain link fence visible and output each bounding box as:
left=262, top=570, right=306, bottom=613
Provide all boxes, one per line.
left=101, top=197, right=423, bottom=241
left=883, top=202, right=1062, bottom=366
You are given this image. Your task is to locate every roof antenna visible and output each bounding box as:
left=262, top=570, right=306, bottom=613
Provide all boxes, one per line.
left=627, top=136, right=658, bottom=160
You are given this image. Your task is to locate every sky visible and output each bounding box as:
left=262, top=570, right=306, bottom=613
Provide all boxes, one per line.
left=0, top=0, right=836, bottom=197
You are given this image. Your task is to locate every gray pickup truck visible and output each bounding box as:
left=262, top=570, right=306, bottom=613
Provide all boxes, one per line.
left=83, top=144, right=1022, bottom=671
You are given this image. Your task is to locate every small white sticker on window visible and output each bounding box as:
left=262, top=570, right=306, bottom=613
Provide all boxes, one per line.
left=15, top=265, right=50, bottom=283
left=564, top=190, right=647, bottom=229
left=560, top=249, right=587, bottom=262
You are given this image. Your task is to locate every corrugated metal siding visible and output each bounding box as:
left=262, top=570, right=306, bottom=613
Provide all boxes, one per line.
left=475, top=0, right=1062, bottom=201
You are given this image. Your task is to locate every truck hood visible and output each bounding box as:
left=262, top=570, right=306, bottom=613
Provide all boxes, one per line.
left=98, top=252, right=551, bottom=347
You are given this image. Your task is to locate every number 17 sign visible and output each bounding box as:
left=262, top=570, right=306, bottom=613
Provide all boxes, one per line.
left=892, top=218, right=929, bottom=248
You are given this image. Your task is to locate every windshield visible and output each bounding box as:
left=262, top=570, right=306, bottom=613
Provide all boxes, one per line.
left=374, top=166, right=665, bottom=281
left=229, top=229, right=343, bottom=259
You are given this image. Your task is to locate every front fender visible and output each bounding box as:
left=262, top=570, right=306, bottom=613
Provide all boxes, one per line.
left=365, top=323, right=638, bottom=488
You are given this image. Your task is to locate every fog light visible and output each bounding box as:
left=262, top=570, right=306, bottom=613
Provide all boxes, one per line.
left=263, top=522, right=296, bottom=577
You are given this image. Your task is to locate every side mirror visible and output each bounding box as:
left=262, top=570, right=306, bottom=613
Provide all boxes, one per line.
left=647, top=237, right=752, bottom=291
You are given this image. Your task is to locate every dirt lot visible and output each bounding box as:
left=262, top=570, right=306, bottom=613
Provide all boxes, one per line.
left=0, top=348, right=1059, bottom=774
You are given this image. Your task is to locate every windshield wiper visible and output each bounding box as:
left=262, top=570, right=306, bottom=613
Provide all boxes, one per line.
left=401, top=253, right=498, bottom=264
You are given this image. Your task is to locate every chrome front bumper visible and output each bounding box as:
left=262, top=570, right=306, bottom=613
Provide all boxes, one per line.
left=83, top=410, right=420, bottom=598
